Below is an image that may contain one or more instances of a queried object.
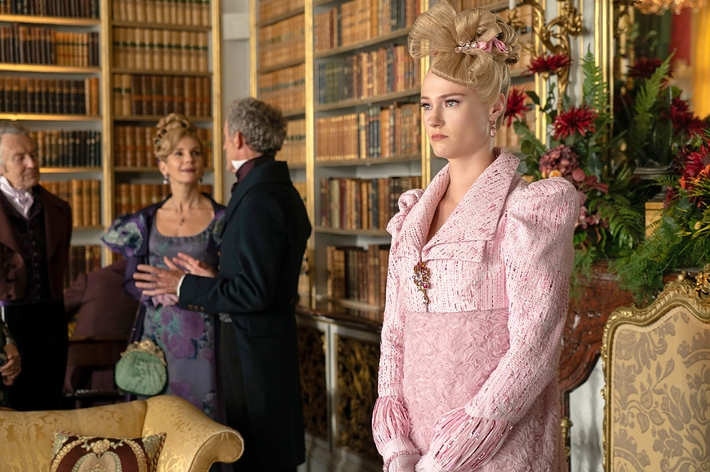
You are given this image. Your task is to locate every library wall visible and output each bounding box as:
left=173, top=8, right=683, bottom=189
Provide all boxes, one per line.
left=0, top=0, right=223, bottom=288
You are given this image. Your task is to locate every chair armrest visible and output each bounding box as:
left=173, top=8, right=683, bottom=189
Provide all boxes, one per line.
left=143, top=395, right=244, bottom=472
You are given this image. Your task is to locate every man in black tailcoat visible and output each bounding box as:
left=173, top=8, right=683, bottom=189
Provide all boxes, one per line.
left=134, top=98, right=310, bottom=472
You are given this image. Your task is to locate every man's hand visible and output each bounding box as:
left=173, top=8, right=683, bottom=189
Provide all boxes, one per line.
left=134, top=258, right=186, bottom=296
left=172, top=252, right=217, bottom=277
left=0, top=343, right=21, bottom=386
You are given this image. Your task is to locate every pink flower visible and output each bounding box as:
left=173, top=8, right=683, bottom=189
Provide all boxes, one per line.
left=539, top=145, right=581, bottom=178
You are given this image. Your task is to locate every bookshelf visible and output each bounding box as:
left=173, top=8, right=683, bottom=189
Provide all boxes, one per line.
left=0, top=0, right=223, bottom=277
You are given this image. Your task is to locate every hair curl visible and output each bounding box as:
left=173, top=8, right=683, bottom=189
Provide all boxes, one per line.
left=226, top=97, right=287, bottom=156
left=409, top=0, right=520, bottom=122
left=153, top=113, right=203, bottom=163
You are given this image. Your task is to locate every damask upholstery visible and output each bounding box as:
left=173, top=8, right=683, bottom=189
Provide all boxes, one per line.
left=0, top=395, right=244, bottom=472
left=601, top=275, right=710, bottom=471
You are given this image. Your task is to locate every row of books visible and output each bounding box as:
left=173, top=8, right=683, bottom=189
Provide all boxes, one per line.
left=314, top=0, right=420, bottom=53
left=64, top=245, right=102, bottom=289
left=115, top=183, right=213, bottom=216
left=326, top=244, right=389, bottom=313
left=258, top=0, right=304, bottom=23
left=258, top=13, right=304, bottom=70
left=113, top=28, right=209, bottom=73
left=40, top=179, right=101, bottom=228
left=114, top=125, right=213, bottom=168
left=0, top=27, right=99, bottom=67
left=279, top=119, right=306, bottom=167
left=316, top=45, right=419, bottom=104
left=29, top=130, right=101, bottom=168
left=112, top=0, right=211, bottom=27
left=315, top=103, right=421, bottom=161
left=258, top=63, right=304, bottom=114
left=320, top=176, right=422, bottom=231
left=0, top=0, right=99, bottom=17
left=0, top=77, right=99, bottom=115
left=113, top=74, right=212, bottom=118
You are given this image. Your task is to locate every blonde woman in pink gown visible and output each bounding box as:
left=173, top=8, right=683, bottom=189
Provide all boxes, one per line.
left=371, top=2, right=579, bottom=471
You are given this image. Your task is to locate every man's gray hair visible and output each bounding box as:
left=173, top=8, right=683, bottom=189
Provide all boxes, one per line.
left=226, top=97, right=287, bottom=155
left=0, top=121, right=31, bottom=166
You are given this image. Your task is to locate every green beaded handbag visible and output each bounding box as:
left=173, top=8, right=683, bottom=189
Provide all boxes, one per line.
left=115, top=339, right=167, bottom=397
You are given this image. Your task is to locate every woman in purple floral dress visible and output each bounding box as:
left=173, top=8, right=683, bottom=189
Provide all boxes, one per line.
left=102, top=114, right=225, bottom=418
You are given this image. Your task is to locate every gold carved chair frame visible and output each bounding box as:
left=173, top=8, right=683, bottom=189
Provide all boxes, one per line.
left=601, top=270, right=710, bottom=471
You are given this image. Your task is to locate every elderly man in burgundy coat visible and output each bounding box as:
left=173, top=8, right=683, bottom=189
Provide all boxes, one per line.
left=0, top=122, right=72, bottom=411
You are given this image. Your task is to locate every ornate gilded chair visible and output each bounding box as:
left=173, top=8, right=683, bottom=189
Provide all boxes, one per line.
left=601, top=270, right=710, bottom=471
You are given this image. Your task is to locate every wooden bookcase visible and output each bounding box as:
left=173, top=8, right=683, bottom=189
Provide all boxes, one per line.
left=0, top=0, right=223, bottom=268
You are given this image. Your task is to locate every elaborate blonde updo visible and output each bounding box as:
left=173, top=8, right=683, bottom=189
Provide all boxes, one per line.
left=153, top=113, right=203, bottom=162
left=409, top=0, right=520, bottom=122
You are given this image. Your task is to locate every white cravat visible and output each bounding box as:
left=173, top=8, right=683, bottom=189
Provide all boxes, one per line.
left=231, top=159, right=249, bottom=181
left=0, top=176, right=34, bottom=219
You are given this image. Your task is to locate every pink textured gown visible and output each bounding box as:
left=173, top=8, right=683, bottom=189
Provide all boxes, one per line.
left=372, top=150, right=578, bottom=472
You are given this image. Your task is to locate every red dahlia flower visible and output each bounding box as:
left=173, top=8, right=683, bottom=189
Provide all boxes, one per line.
left=628, top=57, right=674, bottom=81
left=504, top=87, right=529, bottom=127
left=668, top=97, right=707, bottom=137
left=525, top=53, right=571, bottom=76
left=552, top=106, right=598, bottom=140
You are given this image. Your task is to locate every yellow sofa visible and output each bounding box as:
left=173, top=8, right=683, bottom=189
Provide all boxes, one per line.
left=0, top=395, right=243, bottom=472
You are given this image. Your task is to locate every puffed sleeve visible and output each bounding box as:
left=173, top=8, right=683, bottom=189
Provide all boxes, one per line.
left=101, top=212, right=148, bottom=301
left=372, top=189, right=424, bottom=471
left=417, top=178, right=578, bottom=471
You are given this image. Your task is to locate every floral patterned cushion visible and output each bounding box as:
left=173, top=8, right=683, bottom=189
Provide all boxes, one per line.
left=609, top=306, right=710, bottom=471
left=50, top=431, right=166, bottom=472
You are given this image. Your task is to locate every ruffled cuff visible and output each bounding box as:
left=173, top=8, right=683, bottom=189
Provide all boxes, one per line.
left=373, top=396, right=420, bottom=470
left=417, top=408, right=512, bottom=472
left=151, top=294, right=179, bottom=307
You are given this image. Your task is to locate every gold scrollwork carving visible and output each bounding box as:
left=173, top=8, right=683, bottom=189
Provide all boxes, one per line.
left=694, top=263, right=710, bottom=298
left=297, top=326, right=328, bottom=440
left=521, top=0, right=582, bottom=100
left=335, top=335, right=380, bottom=460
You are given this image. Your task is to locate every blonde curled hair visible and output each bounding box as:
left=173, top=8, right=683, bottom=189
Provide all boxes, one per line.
left=153, top=113, right=203, bottom=163
left=409, top=0, right=520, bottom=121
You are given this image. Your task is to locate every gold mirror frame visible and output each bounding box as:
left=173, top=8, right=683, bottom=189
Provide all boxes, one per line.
left=600, top=268, right=710, bottom=471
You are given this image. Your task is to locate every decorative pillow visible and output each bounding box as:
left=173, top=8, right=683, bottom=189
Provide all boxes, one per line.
left=50, top=431, right=166, bottom=472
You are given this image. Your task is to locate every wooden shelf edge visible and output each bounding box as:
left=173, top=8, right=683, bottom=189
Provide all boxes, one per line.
left=113, top=115, right=212, bottom=122
left=315, top=154, right=420, bottom=167
left=111, top=20, right=211, bottom=31
left=114, top=166, right=215, bottom=172
left=283, top=108, right=306, bottom=118
left=0, top=114, right=101, bottom=121
left=315, top=88, right=420, bottom=112
left=257, top=7, right=305, bottom=27
left=314, top=27, right=411, bottom=59
left=0, top=14, right=100, bottom=26
left=0, top=64, right=101, bottom=73
left=296, top=305, right=383, bottom=331
left=257, top=58, right=305, bottom=75
left=41, top=167, right=102, bottom=173
left=112, top=68, right=211, bottom=77
left=315, top=226, right=390, bottom=237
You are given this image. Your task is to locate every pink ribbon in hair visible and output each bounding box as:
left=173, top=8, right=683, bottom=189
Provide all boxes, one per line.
left=454, top=37, right=508, bottom=54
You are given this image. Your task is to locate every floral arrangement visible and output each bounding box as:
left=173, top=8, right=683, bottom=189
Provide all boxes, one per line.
left=505, top=51, right=647, bottom=278
left=615, top=56, right=707, bottom=169
left=609, top=56, right=710, bottom=303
